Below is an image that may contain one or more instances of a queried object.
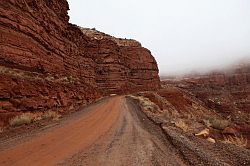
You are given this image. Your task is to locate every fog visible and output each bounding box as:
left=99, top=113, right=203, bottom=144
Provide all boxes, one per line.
left=67, top=0, right=250, bottom=76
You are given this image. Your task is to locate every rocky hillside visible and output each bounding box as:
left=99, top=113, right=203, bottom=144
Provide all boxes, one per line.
left=172, top=62, right=250, bottom=118
left=0, top=0, right=160, bottom=126
left=161, top=62, right=250, bottom=147
left=126, top=63, right=249, bottom=150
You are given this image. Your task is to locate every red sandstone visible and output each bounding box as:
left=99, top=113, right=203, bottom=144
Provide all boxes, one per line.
left=0, top=0, right=160, bottom=125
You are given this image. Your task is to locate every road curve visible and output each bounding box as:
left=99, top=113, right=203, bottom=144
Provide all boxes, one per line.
left=0, top=96, right=186, bottom=166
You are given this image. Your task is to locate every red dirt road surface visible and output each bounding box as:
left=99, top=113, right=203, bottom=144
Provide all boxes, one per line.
left=0, top=96, right=185, bottom=166
left=0, top=96, right=249, bottom=166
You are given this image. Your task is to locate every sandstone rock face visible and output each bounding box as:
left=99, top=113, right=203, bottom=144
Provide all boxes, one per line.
left=0, top=0, right=160, bottom=125
left=81, top=28, right=159, bottom=94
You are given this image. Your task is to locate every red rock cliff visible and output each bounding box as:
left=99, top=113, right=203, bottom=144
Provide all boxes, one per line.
left=0, top=0, right=160, bottom=125
left=81, top=28, right=159, bottom=94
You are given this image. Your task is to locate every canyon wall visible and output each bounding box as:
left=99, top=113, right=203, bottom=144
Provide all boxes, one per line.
left=0, top=0, right=160, bottom=125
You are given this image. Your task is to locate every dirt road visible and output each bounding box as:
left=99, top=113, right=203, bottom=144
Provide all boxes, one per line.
left=1, top=96, right=249, bottom=166
left=0, top=96, right=186, bottom=166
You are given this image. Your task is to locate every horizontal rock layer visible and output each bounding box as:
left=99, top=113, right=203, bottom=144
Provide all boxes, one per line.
left=82, top=28, right=159, bottom=94
left=0, top=0, right=160, bottom=125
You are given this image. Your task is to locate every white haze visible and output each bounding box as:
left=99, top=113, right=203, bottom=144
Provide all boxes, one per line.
left=67, top=0, right=250, bottom=76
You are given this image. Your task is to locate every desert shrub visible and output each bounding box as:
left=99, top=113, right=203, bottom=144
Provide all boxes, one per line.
left=42, top=111, right=61, bottom=121
left=223, top=134, right=247, bottom=148
left=9, top=113, right=33, bottom=127
left=175, top=119, right=188, bottom=132
left=209, top=118, right=230, bottom=130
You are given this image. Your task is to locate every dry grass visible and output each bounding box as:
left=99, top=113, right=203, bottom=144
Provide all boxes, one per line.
left=56, top=75, right=78, bottom=83
left=33, top=116, right=43, bottom=122
left=128, top=95, right=160, bottom=113
left=174, top=119, right=188, bottom=132
left=45, top=76, right=54, bottom=81
left=9, top=113, right=33, bottom=127
left=42, top=111, right=61, bottom=121
left=223, top=134, right=248, bottom=148
left=9, top=111, right=61, bottom=127
left=0, top=66, right=77, bottom=83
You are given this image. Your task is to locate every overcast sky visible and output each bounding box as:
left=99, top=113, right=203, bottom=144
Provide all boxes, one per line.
left=67, top=0, right=250, bottom=75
